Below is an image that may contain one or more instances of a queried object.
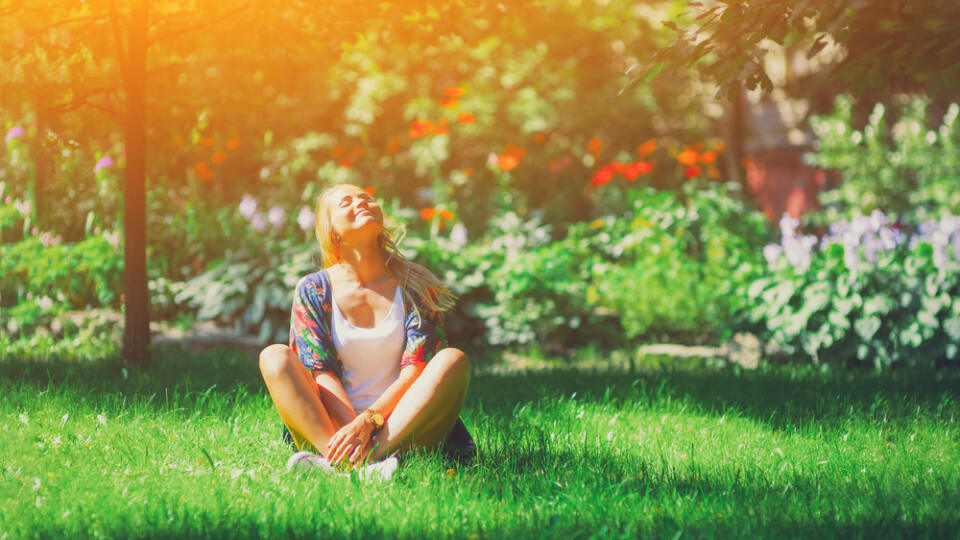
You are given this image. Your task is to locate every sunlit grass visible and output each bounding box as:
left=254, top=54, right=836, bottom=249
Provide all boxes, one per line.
left=2, top=346, right=958, bottom=538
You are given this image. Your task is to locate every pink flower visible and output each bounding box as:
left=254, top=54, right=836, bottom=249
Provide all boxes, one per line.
left=5, top=126, right=24, bottom=143
left=94, top=156, right=114, bottom=174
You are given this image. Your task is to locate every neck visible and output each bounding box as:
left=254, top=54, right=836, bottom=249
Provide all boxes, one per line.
left=337, top=241, right=390, bottom=285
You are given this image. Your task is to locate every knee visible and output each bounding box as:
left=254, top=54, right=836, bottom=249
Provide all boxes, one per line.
left=430, top=347, right=470, bottom=384
left=259, top=343, right=294, bottom=379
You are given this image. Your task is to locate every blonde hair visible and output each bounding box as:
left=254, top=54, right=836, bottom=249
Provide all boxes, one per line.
left=314, top=183, right=456, bottom=323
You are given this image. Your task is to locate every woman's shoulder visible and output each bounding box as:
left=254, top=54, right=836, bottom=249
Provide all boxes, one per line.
left=294, top=268, right=332, bottom=299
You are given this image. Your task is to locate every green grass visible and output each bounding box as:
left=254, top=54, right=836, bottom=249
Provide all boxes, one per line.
left=1, top=347, right=958, bottom=539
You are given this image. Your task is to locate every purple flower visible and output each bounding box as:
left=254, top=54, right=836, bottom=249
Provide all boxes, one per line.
left=94, top=156, right=114, bottom=174
left=783, top=235, right=815, bottom=270
left=763, top=244, right=783, bottom=267
left=251, top=212, right=267, bottom=232
left=267, top=206, right=285, bottom=229
left=239, top=195, right=258, bottom=220
left=5, top=126, right=24, bottom=143
left=297, top=206, right=315, bottom=232
left=919, top=220, right=938, bottom=236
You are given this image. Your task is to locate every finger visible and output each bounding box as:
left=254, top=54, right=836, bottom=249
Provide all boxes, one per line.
left=349, top=442, right=364, bottom=464
left=332, top=439, right=353, bottom=464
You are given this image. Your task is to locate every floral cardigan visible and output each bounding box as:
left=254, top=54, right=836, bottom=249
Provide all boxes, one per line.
left=288, top=269, right=448, bottom=379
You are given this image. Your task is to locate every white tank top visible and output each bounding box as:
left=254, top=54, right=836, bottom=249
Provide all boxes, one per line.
left=330, top=285, right=405, bottom=412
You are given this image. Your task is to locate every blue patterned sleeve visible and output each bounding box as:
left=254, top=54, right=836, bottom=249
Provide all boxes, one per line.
left=400, top=292, right=449, bottom=370
left=288, top=274, right=343, bottom=378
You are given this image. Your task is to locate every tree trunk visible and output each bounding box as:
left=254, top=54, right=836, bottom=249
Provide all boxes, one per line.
left=122, top=1, right=150, bottom=367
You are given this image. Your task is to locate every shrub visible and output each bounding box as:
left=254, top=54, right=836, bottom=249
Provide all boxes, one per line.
left=742, top=213, right=960, bottom=369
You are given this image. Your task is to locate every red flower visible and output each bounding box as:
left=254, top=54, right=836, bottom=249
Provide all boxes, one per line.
left=624, top=161, right=653, bottom=180
left=684, top=166, right=702, bottom=178
left=457, top=113, right=475, bottom=124
left=591, top=167, right=614, bottom=187
left=194, top=162, right=213, bottom=181
left=440, top=98, right=458, bottom=108
left=210, top=152, right=226, bottom=164
left=420, top=207, right=436, bottom=220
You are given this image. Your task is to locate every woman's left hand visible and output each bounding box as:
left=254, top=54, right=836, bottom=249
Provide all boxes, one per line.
left=326, top=415, right=374, bottom=466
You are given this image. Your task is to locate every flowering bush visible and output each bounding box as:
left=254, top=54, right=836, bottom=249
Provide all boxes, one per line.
left=742, top=212, right=960, bottom=369
left=807, top=96, right=960, bottom=225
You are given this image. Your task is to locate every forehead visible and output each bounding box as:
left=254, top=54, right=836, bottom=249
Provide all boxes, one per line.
left=329, top=186, right=367, bottom=202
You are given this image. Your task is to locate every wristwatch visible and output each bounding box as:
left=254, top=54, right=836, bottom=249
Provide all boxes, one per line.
left=363, top=409, right=384, bottom=430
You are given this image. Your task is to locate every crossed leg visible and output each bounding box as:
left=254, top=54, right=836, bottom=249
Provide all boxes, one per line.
left=258, top=344, right=470, bottom=460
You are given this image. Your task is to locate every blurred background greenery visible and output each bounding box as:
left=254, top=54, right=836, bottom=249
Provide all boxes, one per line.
left=1, top=0, right=958, bottom=370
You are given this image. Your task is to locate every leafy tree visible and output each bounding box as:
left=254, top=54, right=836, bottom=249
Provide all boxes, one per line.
left=630, top=0, right=960, bottom=99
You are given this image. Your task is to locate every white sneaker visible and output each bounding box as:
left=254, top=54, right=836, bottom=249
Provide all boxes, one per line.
left=286, top=451, right=398, bottom=482
left=286, top=451, right=335, bottom=472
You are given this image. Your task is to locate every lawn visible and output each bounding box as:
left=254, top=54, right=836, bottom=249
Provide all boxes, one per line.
left=2, top=347, right=958, bottom=539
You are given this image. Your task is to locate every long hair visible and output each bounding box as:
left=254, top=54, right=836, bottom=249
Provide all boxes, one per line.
left=314, top=183, right=456, bottom=323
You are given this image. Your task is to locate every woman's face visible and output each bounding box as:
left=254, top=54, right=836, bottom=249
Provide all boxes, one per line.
left=327, top=185, right=383, bottom=244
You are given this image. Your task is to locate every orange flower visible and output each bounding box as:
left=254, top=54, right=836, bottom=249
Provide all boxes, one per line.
left=497, top=154, right=519, bottom=171
left=194, top=162, right=213, bottom=181
left=533, top=132, right=547, bottom=144
left=387, top=136, right=402, bottom=154
left=463, top=168, right=474, bottom=177
left=443, top=86, right=465, bottom=98
left=434, top=117, right=449, bottom=135
left=684, top=166, right=702, bottom=178
left=440, top=98, right=458, bottom=108
left=331, top=145, right=346, bottom=158
left=409, top=120, right=434, bottom=139
left=226, top=138, right=240, bottom=150
left=199, top=137, right=214, bottom=147
left=457, top=113, right=475, bottom=124
left=364, top=186, right=376, bottom=196
left=338, top=159, right=353, bottom=168
left=677, top=149, right=698, bottom=166
left=699, top=150, right=717, bottom=164
left=636, top=139, right=657, bottom=158
left=420, top=207, right=436, bottom=220
left=210, top=152, right=226, bottom=164
left=439, top=209, right=454, bottom=220
left=587, top=137, right=603, bottom=157
left=503, top=141, right=526, bottom=159
left=348, top=146, right=365, bottom=159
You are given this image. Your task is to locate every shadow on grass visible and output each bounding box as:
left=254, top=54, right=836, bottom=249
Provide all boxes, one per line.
left=2, top=345, right=958, bottom=428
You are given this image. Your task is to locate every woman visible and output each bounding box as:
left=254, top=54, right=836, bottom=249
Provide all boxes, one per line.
left=259, top=183, right=474, bottom=469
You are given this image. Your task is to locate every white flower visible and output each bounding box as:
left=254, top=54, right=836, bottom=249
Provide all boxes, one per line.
left=267, top=206, right=285, bottom=229
left=238, top=195, right=258, bottom=220
left=297, top=206, right=315, bottom=231
left=449, top=223, right=468, bottom=249
left=251, top=213, right=267, bottom=232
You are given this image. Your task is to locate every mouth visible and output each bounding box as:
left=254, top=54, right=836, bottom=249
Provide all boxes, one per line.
left=355, top=209, right=372, bottom=219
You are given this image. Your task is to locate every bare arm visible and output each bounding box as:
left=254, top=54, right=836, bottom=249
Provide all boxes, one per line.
left=313, top=370, right=355, bottom=429
left=325, top=362, right=426, bottom=464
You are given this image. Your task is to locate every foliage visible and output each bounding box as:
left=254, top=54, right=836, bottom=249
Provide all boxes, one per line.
left=742, top=213, right=960, bottom=369
left=589, top=182, right=768, bottom=344
left=1, top=350, right=959, bottom=537
left=806, top=96, right=960, bottom=225
left=635, top=0, right=960, bottom=99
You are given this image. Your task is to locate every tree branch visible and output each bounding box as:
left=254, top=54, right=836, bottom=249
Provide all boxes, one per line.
left=146, top=1, right=268, bottom=46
